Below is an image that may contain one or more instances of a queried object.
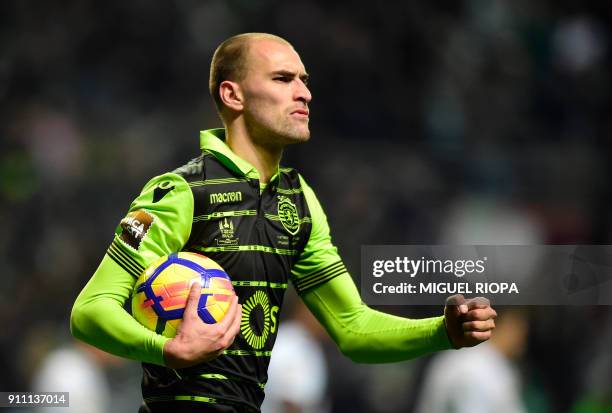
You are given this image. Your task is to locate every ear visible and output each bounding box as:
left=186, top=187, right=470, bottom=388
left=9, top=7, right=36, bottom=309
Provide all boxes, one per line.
left=219, top=80, right=243, bottom=112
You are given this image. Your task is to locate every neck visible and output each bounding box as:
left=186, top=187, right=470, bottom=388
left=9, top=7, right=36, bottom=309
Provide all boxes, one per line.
left=225, top=122, right=282, bottom=184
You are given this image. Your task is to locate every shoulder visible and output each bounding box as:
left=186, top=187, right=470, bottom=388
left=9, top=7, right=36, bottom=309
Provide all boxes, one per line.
left=279, top=166, right=300, bottom=182
left=172, top=154, right=205, bottom=182
left=279, top=166, right=312, bottom=189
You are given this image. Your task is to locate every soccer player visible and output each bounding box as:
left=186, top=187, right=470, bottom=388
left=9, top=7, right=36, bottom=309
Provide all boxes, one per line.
left=71, top=33, right=497, bottom=412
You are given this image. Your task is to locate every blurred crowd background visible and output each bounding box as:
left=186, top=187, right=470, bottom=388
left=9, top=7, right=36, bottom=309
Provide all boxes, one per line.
left=2, top=0, right=612, bottom=412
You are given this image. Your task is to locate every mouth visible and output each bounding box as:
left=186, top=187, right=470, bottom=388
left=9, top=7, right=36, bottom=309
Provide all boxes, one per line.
left=290, top=109, right=309, bottom=119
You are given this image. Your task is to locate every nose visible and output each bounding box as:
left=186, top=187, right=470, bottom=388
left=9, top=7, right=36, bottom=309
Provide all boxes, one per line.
left=295, top=80, right=312, bottom=104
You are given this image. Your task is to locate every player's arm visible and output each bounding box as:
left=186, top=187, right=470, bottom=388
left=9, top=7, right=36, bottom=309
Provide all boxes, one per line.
left=293, top=176, right=495, bottom=363
left=71, top=253, right=169, bottom=365
left=71, top=173, right=192, bottom=365
left=301, top=273, right=451, bottom=362
left=71, top=173, right=241, bottom=367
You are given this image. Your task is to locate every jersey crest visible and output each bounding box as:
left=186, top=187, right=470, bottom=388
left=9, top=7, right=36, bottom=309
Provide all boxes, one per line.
left=217, top=218, right=238, bottom=245
left=278, top=195, right=300, bottom=235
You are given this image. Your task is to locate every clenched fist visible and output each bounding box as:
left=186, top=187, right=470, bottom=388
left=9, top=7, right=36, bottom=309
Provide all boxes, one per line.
left=444, top=294, right=497, bottom=349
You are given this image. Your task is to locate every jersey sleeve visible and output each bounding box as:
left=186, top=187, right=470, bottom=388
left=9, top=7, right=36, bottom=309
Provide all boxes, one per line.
left=301, top=273, right=452, bottom=363
left=71, top=173, right=194, bottom=366
left=290, top=175, right=349, bottom=294
left=107, top=173, right=194, bottom=275
left=294, top=176, right=452, bottom=362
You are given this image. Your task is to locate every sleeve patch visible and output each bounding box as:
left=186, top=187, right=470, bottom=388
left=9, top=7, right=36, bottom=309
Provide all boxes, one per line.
left=119, top=210, right=154, bottom=250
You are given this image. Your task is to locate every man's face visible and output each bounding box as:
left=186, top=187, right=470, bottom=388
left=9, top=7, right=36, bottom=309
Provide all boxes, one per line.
left=239, top=39, right=312, bottom=147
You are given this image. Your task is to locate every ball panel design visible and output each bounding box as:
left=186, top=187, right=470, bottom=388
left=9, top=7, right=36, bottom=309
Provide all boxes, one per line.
left=131, top=252, right=235, bottom=338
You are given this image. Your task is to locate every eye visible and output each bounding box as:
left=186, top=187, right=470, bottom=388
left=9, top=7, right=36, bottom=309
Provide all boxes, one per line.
left=273, top=76, right=291, bottom=83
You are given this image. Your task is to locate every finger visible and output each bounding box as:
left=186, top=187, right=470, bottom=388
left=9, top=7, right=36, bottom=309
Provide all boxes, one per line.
left=464, top=330, right=492, bottom=342
left=462, top=319, right=496, bottom=332
left=217, top=295, right=239, bottom=330
left=464, top=308, right=497, bottom=321
left=223, top=304, right=242, bottom=348
left=445, top=294, right=466, bottom=306
left=221, top=304, right=242, bottom=349
left=228, top=303, right=242, bottom=338
left=446, top=294, right=468, bottom=314
left=183, top=278, right=203, bottom=319
left=466, top=296, right=491, bottom=310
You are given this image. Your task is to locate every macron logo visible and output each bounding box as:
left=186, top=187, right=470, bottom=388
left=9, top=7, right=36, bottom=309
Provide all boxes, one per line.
left=210, top=191, right=243, bottom=204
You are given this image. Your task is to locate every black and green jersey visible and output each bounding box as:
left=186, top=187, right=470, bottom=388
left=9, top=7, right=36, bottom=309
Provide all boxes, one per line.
left=140, top=134, right=338, bottom=410
left=103, top=129, right=346, bottom=411
left=71, top=128, right=452, bottom=413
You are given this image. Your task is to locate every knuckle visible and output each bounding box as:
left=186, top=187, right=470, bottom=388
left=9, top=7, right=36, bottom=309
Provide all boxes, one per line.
left=477, top=296, right=490, bottom=306
left=466, top=331, right=484, bottom=340
left=222, top=335, right=234, bottom=348
left=467, top=321, right=479, bottom=331
left=183, top=311, right=196, bottom=322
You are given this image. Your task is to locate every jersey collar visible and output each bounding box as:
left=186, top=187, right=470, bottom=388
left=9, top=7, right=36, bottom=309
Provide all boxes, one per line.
left=199, top=128, right=280, bottom=183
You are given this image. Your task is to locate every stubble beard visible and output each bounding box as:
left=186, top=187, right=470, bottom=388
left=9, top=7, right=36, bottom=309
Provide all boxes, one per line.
left=246, top=110, right=310, bottom=150
left=277, top=118, right=310, bottom=145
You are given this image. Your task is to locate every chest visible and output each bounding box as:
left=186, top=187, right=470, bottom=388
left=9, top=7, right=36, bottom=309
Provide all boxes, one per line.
left=184, top=160, right=311, bottom=285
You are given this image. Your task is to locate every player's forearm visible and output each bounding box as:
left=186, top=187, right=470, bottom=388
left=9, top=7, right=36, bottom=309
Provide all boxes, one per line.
left=70, top=255, right=169, bottom=365
left=301, top=272, right=452, bottom=363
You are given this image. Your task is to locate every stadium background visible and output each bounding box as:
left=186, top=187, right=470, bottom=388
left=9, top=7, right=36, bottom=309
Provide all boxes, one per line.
left=1, top=0, right=611, bottom=411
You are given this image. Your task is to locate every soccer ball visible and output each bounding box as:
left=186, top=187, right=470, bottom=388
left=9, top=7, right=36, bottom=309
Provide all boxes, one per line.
left=131, top=252, right=235, bottom=338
